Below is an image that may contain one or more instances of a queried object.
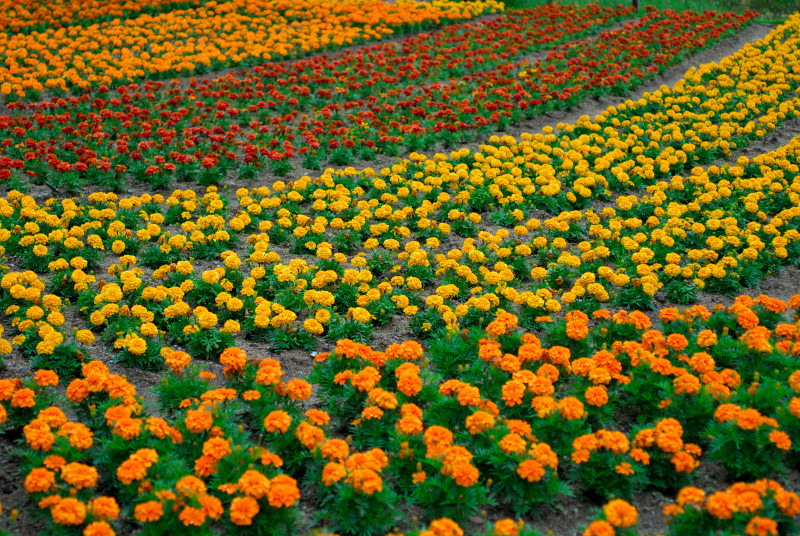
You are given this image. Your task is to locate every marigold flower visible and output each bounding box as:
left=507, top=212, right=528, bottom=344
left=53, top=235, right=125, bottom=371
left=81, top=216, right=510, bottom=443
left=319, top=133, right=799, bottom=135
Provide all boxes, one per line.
left=83, top=521, right=115, bottom=536
left=603, top=499, right=637, bottom=528
left=267, top=474, right=300, bottom=507
left=229, top=496, right=259, bottom=526
left=517, top=459, right=545, bottom=482
left=583, top=520, right=615, bottom=536
left=25, top=467, right=55, bottom=493
left=51, top=497, right=86, bottom=526
left=745, top=516, right=778, bottom=536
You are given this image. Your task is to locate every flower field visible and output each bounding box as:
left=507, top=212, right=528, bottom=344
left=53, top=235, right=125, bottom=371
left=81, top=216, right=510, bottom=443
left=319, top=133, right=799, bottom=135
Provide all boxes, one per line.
left=0, top=1, right=799, bottom=535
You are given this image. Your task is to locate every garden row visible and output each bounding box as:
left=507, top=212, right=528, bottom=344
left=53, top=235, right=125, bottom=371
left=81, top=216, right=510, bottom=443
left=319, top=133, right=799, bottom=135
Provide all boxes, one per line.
left=0, top=0, right=502, bottom=100
left=1, top=298, right=799, bottom=535
left=0, top=0, right=202, bottom=34
left=0, top=6, right=756, bottom=190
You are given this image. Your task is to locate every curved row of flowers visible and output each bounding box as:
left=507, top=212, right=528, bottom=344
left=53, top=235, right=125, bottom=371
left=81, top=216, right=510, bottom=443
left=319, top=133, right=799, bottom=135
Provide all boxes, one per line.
left=1, top=298, right=799, bottom=535
left=0, top=0, right=503, bottom=100
left=0, top=0, right=201, bottom=33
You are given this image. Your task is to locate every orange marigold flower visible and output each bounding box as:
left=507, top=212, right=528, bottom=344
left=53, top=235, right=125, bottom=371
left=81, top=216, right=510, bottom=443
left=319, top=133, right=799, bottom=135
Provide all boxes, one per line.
left=397, top=414, right=424, bottom=435
left=501, top=380, right=525, bottom=407
left=670, top=451, right=697, bottom=473
left=659, top=308, right=681, bottom=322
left=696, top=329, right=718, bottom=347
left=202, top=437, right=232, bottom=461
left=11, top=387, right=35, bottom=408
left=516, top=459, right=545, bottom=482
left=346, top=468, right=383, bottom=494
left=737, top=309, right=760, bottom=329
left=263, top=410, right=292, bottom=433
left=597, top=430, right=629, bottom=454
left=61, top=462, right=99, bottom=490
left=178, top=506, right=206, bottom=527
left=714, top=403, right=741, bottom=423
left=628, top=311, right=652, bottom=330
left=428, top=518, right=464, bottom=536
left=220, top=347, right=248, bottom=375
left=24, top=419, right=54, bottom=451
left=547, top=345, right=571, bottom=366
left=531, top=395, right=557, bottom=418
left=558, top=397, right=585, bottom=420
left=603, top=499, right=637, bottom=528
left=295, top=421, right=326, bottom=449
left=64, top=379, right=88, bottom=403
left=286, top=378, right=312, bottom=401
left=706, top=491, right=734, bottom=519
left=113, top=417, right=142, bottom=440
left=505, top=419, right=532, bottom=437
left=51, top=497, right=87, bottom=526
left=397, top=372, right=423, bottom=396
left=630, top=448, right=650, bottom=465
left=566, top=320, right=589, bottom=341
left=493, top=518, right=519, bottom=536
left=585, top=386, right=608, bottom=407
left=456, top=385, right=481, bottom=407
left=255, top=358, right=283, bottom=386
left=34, top=369, right=59, bottom=387
left=320, top=438, right=350, bottom=461
left=322, top=462, right=347, bottom=486
left=769, top=429, right=791, bottom=450
left=445, top=462, right=479, bottom=487
left=745, top=516, right=779, bottom=536
left=44, top=455, right=65, bottom=471
left=185, top=407, right=213, bottom=433
left=198, top=493, right=223, bottom=520
left=465, top=410, right=495, bottom=435
left=735, top=490, right=764, bottom=514
left=267, top=474, right=300, bottom=507
left=583, top=520, right=615, bottom=536
left=87, top=497, right=120, bottom=521
left=230, top=496, right=259, bottom=526
left=305, top=409, right=330, bottom=427
left=498, top=433, right=526, bottom=454
left=676, top=486, right=705, bottom=506
left=38, top=406, right=68, bottom=428
left=775, top=489, right=800, bottom=516
left=238, top=469, right=271, bottom=499
left=736, top=408, right=764, bottom=430
left=165, top=350, right=192, bottom=374
left=665, top=333, right=688, bottom=352
left=175, top=475, right=207, bottom=498
left=424, top=426, right=453, bottom=458
left=242, top=390, right=261, bottom=401
left=25, top=467, right=55, bottom=493
left=615, top=462, right=634, bottom=475
left=83, top=521, right=115, bottom=536
left=351, top=366, right=381, bottom=391
left=674, top=373, right=701, bottom=395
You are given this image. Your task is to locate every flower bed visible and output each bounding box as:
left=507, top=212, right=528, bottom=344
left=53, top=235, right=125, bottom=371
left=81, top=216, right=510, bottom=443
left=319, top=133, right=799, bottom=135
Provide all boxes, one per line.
left=0, top=16, right=798, bottom=375
left=0, top=0, right=502, bottom=100
left=0, top=0, right=202, bottom=33
left=0, top=6, right=760, bottom=190
left=1, top=299, right=799, bottom=534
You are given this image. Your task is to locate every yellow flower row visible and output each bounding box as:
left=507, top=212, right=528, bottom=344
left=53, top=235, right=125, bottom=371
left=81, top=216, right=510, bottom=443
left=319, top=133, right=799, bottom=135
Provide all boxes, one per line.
left=0, top=0, right=503, bottom=99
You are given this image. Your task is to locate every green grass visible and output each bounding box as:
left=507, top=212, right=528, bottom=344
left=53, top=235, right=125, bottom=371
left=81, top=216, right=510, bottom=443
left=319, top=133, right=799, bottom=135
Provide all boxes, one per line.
left=502, top=0, right=797, bottom=21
